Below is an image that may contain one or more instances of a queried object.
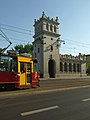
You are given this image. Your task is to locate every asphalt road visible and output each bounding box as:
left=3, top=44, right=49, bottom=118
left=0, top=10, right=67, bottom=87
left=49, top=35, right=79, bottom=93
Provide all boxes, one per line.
left=1, top=77, right=90, bottom=98
left=0, top=87, right=90, bottom=120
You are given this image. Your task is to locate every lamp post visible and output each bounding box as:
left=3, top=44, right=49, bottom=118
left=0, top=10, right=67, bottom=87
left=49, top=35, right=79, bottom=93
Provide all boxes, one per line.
left=56, top=38, right=65, bottom=48
left=79, top=58, right=82, bottom=77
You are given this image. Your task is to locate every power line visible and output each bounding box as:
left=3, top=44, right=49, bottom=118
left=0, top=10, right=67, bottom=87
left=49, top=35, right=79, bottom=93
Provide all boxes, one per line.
left=10, top=37, right=32, bottom=43
left=63, top=40, right=90, bottom=49
left=61, top=46, right=89, bottom=53
left=0, top=23, right=33, bottom=32
left=62, top=38, right=90, bottom=46
left=0, top=36, right=33, bottom=46
left=10, top=37, right=29, bottom=42
left=1, top=27, right=33, bottom=35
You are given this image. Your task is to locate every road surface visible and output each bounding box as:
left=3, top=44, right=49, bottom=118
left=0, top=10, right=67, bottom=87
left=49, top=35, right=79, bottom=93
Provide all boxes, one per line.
left=1, top=77, right=90, bottom=97
left=0, top=87, right=90, bottom=120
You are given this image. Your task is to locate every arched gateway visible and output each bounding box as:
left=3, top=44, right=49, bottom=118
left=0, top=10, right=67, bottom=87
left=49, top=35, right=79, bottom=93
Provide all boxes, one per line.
left=48, top=59, right=56, bottom=78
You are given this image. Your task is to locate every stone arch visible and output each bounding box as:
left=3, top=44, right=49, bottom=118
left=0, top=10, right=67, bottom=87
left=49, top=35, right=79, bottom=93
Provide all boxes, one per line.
left=48, top=59, right=56, bottom=78
left=73, top=63, right=76, bottom=72
left=64, top=62, right=67, bottom=72
left=69, top=63, right=72, bottom=72
left=77, top=64, right=80, bottom=72
left=50, top=24, right=52, bottom=31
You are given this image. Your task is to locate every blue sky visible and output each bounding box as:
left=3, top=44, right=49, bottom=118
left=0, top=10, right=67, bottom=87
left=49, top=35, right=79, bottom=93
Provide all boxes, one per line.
left=0, top=0, right=90, bottom=55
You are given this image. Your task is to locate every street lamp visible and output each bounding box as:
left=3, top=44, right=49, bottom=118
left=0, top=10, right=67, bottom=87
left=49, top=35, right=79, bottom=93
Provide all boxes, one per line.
left=57, top=38, right=65, bottom=48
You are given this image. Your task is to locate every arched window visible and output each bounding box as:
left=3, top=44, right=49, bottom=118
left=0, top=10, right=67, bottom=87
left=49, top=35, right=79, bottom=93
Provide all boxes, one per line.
left=54, top=26, right=56, bottom=32
left=69, top=63, right=72, bottom=72
left=51, top=45, right=53, bottom=51
left=64, top=62, right=67, bottom=72
left=50, top=24, right=52, bottom=31
left=46, top=23, right=49, bottom=30
left=73, top=63, right=76, bottom=72
left=60, top=62, right=63, bottom=71
left=77, top=64, right=80, bottom=72
left=38, top=48, right=40, bottom=53
left=35, top=52, right=36, bottom=58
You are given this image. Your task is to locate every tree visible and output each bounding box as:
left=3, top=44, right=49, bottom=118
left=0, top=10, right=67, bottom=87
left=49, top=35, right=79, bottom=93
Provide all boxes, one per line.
left=0, top=48, right=3, bottom=53
left=14, top=43, right=33, bottom=55
left=24, top=43, right=33, bottom=54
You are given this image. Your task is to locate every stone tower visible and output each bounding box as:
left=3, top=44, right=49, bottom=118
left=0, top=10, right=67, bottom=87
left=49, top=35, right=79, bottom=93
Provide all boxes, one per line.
left=33, top=12, right=60, bottom=78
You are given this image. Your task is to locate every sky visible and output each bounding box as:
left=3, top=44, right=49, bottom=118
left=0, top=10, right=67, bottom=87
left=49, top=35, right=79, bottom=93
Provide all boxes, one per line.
left=0, top=0, right=90, bottom=55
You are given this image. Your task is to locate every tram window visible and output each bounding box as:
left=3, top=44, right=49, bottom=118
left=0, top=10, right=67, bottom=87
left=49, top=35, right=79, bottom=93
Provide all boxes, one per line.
left=0, top=56, right=17, bottom=72
left=20, top=62, right=25, bottom=73
left=27, top=63, right=31, bottom=72
left=0, top=62, right=5, bottom=72
left=10, top=59, right=18, bottom=72
left=0, top=57, right=9, bottom=72
left=34, top=63, right=38, bottom=72
left=27, top=74, right=31, bottom=83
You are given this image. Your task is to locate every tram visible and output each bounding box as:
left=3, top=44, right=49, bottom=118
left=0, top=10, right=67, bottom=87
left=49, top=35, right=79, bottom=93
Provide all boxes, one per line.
left=0, top=54, right=40, bottom=90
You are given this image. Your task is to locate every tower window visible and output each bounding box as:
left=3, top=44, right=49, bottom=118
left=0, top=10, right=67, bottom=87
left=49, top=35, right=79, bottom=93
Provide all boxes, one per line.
left=35, top=52, right=36, bottom=58
left=40, top=26, right=43, bottom=31
left=51, top=38, right=53, bottom=40
left=50, top=24, right=52, bottom=31
left=38, top=48, right=40, bottom=53
left=54, top=26, right=56, bottom=32
left=46, top=23, right=49, bottom=30
left=51, top=45, right=53, bottom=51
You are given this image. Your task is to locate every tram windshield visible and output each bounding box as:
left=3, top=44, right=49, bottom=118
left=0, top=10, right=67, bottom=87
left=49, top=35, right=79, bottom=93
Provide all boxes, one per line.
left=33, top=59, right=39, bottom=72
left=0, top=55, right=17, bottom=72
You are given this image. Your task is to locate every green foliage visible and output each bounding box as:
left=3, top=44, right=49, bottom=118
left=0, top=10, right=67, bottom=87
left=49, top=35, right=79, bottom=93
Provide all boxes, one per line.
left=14, top=43, right=33, bottom=54
left=86, top=56, right=90, bottom=69
left=24, top=43, right=33, bottom=54
left=0, top=48, right=3, bottom=53
left=14, top=44, right=24, bottom=53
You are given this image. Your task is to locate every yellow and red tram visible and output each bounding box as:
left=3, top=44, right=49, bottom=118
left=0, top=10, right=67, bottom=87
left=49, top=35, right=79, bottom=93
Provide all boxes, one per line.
left=0, top=54, right=40, bottom=90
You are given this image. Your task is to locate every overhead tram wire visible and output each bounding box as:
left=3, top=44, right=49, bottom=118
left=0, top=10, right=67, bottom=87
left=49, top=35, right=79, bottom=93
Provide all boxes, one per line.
left=0, top=27, right=33, bottom=35
left=62, top=38, right=90, bottom=49
left=10, top=37, right=29, bottom=42
left=62, top=38, right=90, bottom=46
left=0, top=23, right=34, bottom=36
left=65, top=41, right=90, bottom=49
left=0, top=23, right=33, bottom=33
left=0, top=24, right=33, bottom=51
left=60, top=40, right=90, bottom=54
left=61, top=46, right=88, bottom=53
left=10, top=37, right=31, bottom=43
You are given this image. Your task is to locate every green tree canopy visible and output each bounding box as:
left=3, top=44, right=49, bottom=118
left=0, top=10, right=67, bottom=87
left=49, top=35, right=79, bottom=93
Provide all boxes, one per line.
left=0, top=48, right=3, bottom=53
left=14, top=43, right=33, bottom=55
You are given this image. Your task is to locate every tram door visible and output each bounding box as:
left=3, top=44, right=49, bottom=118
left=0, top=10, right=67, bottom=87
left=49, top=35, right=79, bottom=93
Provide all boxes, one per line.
left=20, top=62, right=31, bottom=86
left=26, top=63, right=32, bottom=83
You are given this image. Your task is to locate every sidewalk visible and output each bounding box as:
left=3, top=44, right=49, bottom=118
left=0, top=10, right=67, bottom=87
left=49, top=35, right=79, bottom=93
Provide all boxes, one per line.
left=40, top=75, right=90, bottom=81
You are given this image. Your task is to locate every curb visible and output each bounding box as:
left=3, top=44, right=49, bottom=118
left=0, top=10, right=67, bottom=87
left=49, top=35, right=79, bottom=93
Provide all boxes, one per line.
left=0, top=85, right=90, bottom=99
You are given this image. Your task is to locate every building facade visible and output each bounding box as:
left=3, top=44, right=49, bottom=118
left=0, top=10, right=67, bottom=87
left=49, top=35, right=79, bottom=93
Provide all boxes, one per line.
left=60, top=53, right=86, bottom=77
left=33, top=12, right=86, bottom=78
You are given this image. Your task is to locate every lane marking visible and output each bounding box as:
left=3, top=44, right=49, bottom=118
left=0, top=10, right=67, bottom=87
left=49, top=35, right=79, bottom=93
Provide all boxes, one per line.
left=82, top=98, right=90, bottom=102
left=21, top=105, right=59, bottom=116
